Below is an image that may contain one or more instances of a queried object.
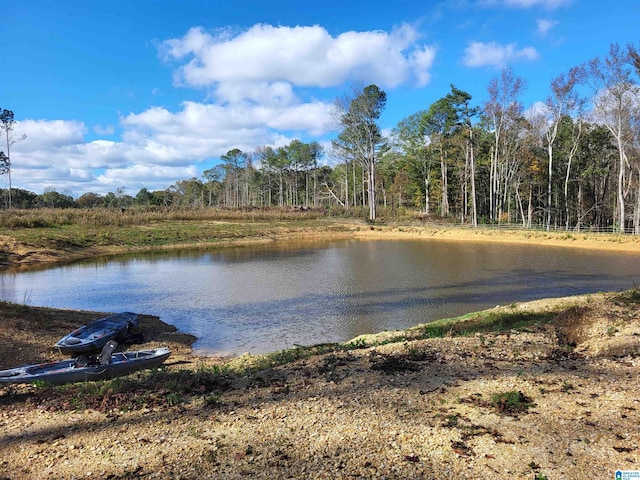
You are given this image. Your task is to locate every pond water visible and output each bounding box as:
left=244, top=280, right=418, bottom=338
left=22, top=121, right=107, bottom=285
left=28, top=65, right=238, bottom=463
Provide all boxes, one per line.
left=2, top=238, right=640, bottom=356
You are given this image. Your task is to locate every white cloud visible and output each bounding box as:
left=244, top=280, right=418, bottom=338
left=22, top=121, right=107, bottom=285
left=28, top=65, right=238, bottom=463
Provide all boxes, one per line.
left=481, top=0, right=571, bottom=8
left=122, top=99, right=332, bottom=152
left=525, top=100, right=550, bottom=123
left=96, top=164, right=201, bottom=189
left=9, top=118, right=214, bottom=195
left=215, top=82, right=297, bottom=106
left=537, top=18, right=558, bottom=36
left=161, top=23, right=436, bottom=92
left=411, top=45, right=438, bottom=87
left=462, top=41, right=540, bottom=68
left=16, top=119, right=86, bottom=149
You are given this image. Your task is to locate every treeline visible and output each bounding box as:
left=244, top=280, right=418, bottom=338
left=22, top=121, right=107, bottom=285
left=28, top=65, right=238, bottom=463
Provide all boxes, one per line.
left=2, top=43, right=639, bottom=232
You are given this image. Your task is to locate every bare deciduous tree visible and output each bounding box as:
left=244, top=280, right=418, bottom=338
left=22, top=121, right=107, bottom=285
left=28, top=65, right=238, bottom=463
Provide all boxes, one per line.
left=542, top=67, right=584, bottom=230
left=483, top=67, right=527, bottom=223
left=582, top=44, right=639, bottom=232
left=0, top=109, right=27, bottom=209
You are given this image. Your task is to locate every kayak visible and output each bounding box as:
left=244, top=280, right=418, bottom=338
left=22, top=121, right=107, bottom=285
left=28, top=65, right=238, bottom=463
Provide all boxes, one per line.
left=54, top=312, right=139, bottom=355
left=0, top=346, right=170, bottom=385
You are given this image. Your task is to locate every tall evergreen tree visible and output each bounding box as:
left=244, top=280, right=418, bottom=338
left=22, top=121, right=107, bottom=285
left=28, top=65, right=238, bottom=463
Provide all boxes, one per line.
left=333, top=84, right=387, bottom=221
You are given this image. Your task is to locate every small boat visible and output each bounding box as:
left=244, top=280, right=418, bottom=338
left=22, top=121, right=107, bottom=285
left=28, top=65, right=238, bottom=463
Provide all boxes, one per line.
left=55, top=312, right=139, bottom=355
left=0, top=342, right=171, bottom=385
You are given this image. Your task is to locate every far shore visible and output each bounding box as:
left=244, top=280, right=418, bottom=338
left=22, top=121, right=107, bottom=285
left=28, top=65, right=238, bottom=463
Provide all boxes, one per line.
left=3, top=220, right=640, bottom=269
left=357, top=224, right=640, bottom=253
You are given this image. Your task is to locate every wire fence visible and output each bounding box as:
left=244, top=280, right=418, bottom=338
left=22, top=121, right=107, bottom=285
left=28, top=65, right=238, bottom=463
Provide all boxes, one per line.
left=412, top=221, right=635, bottom=235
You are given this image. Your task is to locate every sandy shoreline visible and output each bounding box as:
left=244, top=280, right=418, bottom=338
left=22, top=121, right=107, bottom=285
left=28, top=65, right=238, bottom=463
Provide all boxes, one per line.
left=358, top=224, right=640, bottom=253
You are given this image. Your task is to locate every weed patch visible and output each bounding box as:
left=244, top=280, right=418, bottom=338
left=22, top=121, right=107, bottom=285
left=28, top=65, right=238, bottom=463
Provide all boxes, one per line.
left=490, top=390, right=534, bottom=415
left=419, top=310, right=556, bottom=339
left=611, top=287, right=640, bottom=306
left=460, top=390, right=534, bottom=416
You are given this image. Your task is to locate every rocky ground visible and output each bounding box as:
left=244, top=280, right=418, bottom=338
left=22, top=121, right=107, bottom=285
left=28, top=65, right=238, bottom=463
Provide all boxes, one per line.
left=0, top=291, right=639, bottom=479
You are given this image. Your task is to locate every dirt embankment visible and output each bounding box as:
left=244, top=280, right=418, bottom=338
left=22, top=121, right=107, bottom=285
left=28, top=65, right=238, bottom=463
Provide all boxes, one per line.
left=1, top=291, right=639, bottom=479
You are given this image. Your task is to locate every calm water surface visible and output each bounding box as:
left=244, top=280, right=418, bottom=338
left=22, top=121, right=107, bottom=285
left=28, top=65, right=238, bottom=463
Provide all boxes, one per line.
left=2, top=239, right=640, bottom=356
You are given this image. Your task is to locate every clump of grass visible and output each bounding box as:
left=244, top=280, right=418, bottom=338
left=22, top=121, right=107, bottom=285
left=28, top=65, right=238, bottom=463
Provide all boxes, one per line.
left=490, top=390, right=534, bottom=415
left=165, top=392, right=183, bottom=406
left=460, top=390, right=534, bottom=416
left=611, top=287, right=640, bottom=306
left=561, top=381, right=574, bottom=392
left=344, top=337, right=367, bottom=349
left=418, top=310, right=556, bottom=339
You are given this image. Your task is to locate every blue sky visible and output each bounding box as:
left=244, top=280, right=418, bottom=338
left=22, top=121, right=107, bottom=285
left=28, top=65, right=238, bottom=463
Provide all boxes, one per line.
left=1, top=0, right=638, bottom=196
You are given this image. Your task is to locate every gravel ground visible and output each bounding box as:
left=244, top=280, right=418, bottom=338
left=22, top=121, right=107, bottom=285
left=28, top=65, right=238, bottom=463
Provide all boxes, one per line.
left=0, top=292, right=639, bottom=479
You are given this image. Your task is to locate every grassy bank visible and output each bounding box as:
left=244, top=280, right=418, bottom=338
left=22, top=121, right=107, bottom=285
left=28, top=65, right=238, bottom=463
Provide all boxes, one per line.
left=4, top=207, right=640, bottom=268
left=0, top=207, right=361, bottom=266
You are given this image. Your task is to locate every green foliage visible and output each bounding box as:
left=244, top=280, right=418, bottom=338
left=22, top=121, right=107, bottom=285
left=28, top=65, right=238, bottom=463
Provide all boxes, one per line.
left=419, top=310, right=556, bottom=339
left=76, top=377, right=125, bottom=396
left=490, top=390, right=534, bottom=414
left=204, top=394, right=221, bottom=406
left=37, top=190, right=75, bottom=209
left=561, top=381, right=574, bottom=392
left=611, top=287, right=640, bottom=305
left=165, top=392, right=183, bottom=406
left=344, top=338, right=367, bottom=349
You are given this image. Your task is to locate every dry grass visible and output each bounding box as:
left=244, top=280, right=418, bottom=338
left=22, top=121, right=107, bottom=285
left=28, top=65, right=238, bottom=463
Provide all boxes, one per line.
left=0, top=206, right=331, bottom=229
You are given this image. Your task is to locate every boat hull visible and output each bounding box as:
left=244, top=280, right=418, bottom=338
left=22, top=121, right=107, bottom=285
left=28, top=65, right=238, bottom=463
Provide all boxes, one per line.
left=54, top=312, right=139, bottom=355
left=0, top=348, right=171, bottom=385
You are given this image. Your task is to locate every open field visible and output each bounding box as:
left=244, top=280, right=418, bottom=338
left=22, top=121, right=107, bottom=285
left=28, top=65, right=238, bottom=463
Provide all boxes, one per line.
left=1, top=209, right=640, bottom=478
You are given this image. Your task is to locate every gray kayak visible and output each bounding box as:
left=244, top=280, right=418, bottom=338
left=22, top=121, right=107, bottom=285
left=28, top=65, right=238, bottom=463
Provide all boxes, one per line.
left=0, top=344, right=170, bottom=385
left=55, top=312, right=139, bottom=355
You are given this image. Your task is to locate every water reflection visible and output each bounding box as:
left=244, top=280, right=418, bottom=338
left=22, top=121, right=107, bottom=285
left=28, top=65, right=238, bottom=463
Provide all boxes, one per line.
left=1, top=239, right=639, bottom=356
